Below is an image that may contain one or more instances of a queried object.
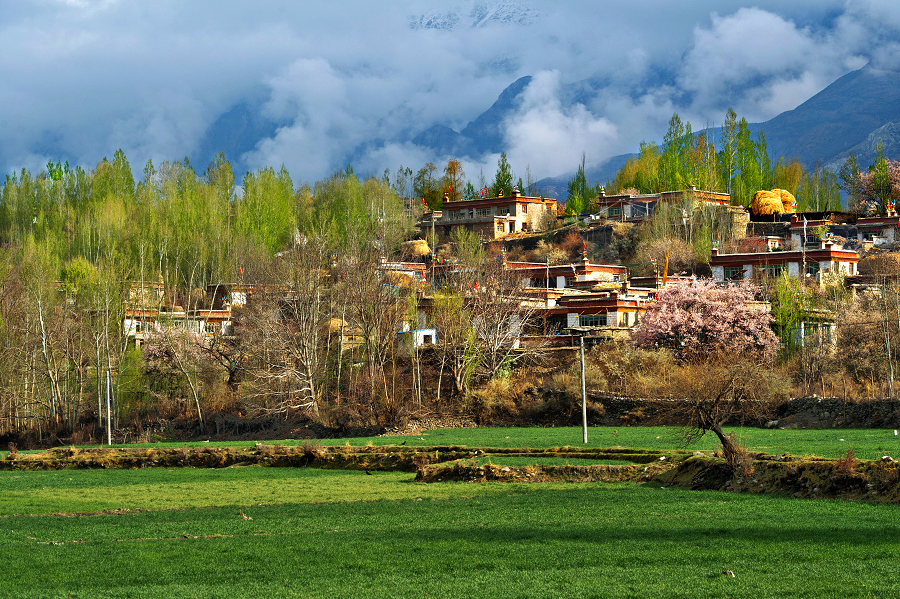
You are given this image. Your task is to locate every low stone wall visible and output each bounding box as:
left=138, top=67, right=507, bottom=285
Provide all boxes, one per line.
left=573, top=392, right=900, bottom=429
left=774, top=396, right=900, bottom=428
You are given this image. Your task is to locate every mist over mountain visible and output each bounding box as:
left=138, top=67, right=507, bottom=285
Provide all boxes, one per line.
left=406, top=62, right=900, bottom=197
left=4, top=2, right=900, bottom=187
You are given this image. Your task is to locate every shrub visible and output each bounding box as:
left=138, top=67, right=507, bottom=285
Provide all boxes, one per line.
left=836, top=445, right=856, bottom=476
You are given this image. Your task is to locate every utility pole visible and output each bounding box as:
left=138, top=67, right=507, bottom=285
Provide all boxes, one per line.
left=106, top=369, right=112, bottom=446
left=580, top=335, right=588, bottom=444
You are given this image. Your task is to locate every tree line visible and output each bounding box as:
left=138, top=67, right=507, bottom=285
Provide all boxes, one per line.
left=0, top=149, right=556, bottom=445
left=608, top=110, right=842, bottom=212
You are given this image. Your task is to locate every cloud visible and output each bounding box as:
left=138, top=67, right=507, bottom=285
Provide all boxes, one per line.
left=679, top=8, right=844, bottom=121
left=502, top=71, right=618, bottom=176
left=0, top=0, right=898, bottom=185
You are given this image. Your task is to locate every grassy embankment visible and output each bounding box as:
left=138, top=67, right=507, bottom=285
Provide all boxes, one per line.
left=7, top=425, right=894, bottom=459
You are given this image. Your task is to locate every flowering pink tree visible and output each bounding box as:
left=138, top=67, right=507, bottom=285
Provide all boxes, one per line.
left=844, top=146, right=900, bottom=215
left=632, top=278, right=778, bottom=363
left=633, top=279, right=784, bottom=470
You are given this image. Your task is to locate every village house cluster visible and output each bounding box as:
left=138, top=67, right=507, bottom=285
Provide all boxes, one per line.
left=118, top=185, right=898, bottom=359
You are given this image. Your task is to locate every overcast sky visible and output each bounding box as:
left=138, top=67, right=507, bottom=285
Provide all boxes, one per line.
left=3, top=0, right=899, bottom=183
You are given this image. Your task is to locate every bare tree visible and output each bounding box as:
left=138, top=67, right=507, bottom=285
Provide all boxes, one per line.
left=668, top=354, right=790, bottom=470
left=143, top=323, right=205, bottom=424
left=242, top=236, right=332, bottom=416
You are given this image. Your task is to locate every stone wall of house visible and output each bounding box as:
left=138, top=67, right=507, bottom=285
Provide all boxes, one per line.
left=746, top=221, right=791, bottom=239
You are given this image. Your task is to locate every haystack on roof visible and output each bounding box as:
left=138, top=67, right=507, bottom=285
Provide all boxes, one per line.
left=402, top=239, right=431, bottom=257
left=750, top=189, right=796, bottom=216
left=858, top=253, right=900, bottom=276
left=775, top=189, right=797, bottom=213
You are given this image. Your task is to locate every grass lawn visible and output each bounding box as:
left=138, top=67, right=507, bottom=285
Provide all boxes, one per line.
left=2, top=466, right=900, bottom=598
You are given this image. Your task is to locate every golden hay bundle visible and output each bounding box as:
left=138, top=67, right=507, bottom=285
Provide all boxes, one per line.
left=858, top=254, right=900, bottom=276
left=750, top=190, right=784, bottom=215
left=325, top=318, right=347, bottom=333
left=751, top=189, right=797, bottom=215
left=402, top=239, right=431, bottom=257
left=383, top=270, right=415, bottom=287
left=774, top=188, right=797, bottom=212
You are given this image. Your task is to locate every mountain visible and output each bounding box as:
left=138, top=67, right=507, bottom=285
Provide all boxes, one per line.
left=824, top=121, right=900, bottom=172
left=535, top=154, right=634, bottom=199
left=193, top=101, right=285, bottom=177
left=409, top=1, right=543, bottom=30
left=191, top=62, right=900, bottom=192
left=412, top=75, right=532, bottom=158
left=752, top=65, right=900, bottom=169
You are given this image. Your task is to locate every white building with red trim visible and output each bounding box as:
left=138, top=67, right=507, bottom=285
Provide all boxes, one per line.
left=709, top=240, right=859, bottom=283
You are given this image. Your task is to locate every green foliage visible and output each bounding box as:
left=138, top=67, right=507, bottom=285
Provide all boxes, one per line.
left=490, top=152, right=514, bottom=197
left=238, top=165, right=295, bottom=253
left=612, top=109, right=839, bottom=208
left=565, top=153, right=596, bottom=215
left=772, top=274, right=812, bottom=357
left=796, top=165, right=842, bottom=212
left=692, top=223, right=713, bottom=264
left=414, top=162, right=442, bottom=209
left=60, top=256, right=99, bottom=298
left=449, top=226, right=484, bottom=265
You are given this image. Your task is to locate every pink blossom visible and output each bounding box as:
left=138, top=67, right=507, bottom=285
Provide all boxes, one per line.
left=632, top=279, right=778, bottom=363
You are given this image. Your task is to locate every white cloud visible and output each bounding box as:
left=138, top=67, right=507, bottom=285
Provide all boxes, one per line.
left=679, top=8, right=842, bottom=121
left=0, top=0, right=897, bottom=183
left=503, top=71, right=618, bottom=176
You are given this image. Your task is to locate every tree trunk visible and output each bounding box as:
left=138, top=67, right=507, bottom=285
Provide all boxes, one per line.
left=710, top=422, right=741, bottom=471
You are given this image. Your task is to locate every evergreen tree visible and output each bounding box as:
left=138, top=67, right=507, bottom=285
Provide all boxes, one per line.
left=490, top=152, right=514, bottom=197
left=565, top=153, right=594, bottom=215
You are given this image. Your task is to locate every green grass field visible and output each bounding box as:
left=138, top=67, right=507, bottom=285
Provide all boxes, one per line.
left=2, top=467, right=900, bottom=599
left=3, top=444, right=900, bottom=598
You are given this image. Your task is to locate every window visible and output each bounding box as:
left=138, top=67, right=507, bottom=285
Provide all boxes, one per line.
left=757, top=264, right=784, bottom=279
left=724, top=266, right=743, bottom=280
left=476, top=207, right=492, bottom=217
left=565, top=276, right=575, bottom=288
left=804, top=262, right=820, bottom=277
left=610, top=207, right=621, bottom=216
left=496, top=222, right=505, bottom=232
left=522, top=203, right=527, bottom=214
left=580, top=314, right=606, bottom=327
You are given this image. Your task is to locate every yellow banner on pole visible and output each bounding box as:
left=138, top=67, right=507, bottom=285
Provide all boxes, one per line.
left=662, top=248, right=669, bottom=286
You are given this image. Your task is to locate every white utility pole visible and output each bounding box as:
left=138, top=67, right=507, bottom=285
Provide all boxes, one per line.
left=580, top=336, right=588, bottom=444
left=105, top=369, right=112, bottom=446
